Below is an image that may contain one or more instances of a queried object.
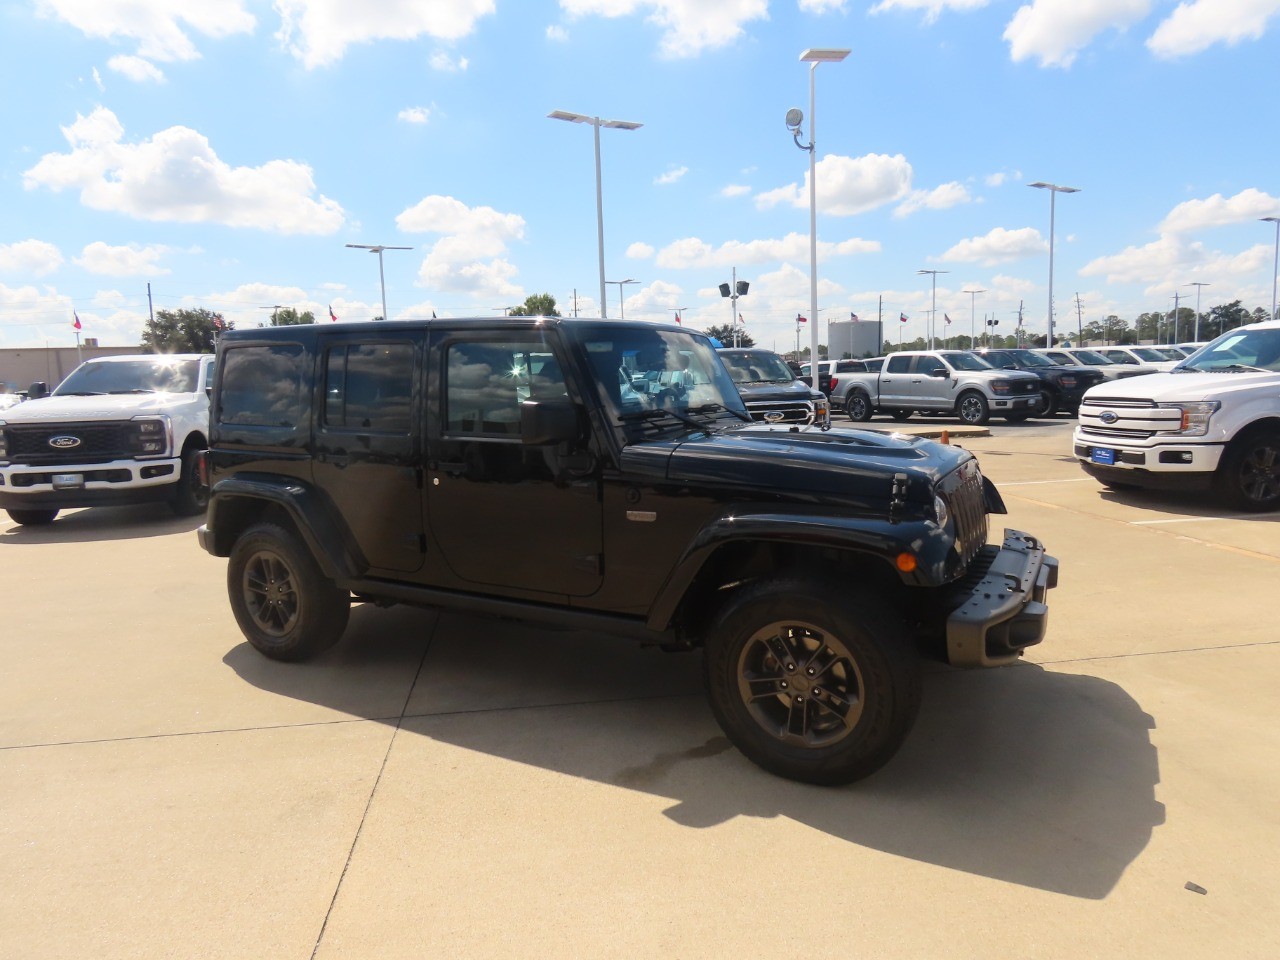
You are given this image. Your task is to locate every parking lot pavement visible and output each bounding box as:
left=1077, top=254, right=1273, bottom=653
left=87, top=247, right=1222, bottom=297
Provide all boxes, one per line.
left=3, top=433, right=1278, bottom=960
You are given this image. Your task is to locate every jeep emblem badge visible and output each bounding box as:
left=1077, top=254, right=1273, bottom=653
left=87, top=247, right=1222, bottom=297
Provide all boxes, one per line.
left=764, top=412, right=785, bottom=423
left=1099, top=411, right=1119, bottom=424
left=49, top=435, right=82, bottom=449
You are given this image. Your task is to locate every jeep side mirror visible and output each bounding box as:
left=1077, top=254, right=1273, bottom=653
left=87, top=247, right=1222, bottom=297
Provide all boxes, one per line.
left=520, top=401, right=580, bottom=445
left=26, top=381, right=49, bottom=399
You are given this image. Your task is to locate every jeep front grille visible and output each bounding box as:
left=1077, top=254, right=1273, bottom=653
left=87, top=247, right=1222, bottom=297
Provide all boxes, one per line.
left=941, top=467, right=988, bottom=567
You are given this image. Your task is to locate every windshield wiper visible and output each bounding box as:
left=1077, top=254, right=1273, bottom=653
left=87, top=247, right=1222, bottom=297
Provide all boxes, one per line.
left=689, top=402, right=752, bottom=422
left=1198, top=363, right=1267, bottom=373
left=108, top=388, right=157, bottom=394
left=617, top=406, right=714, bottom=432
left=57, top=390, right=107, bottom=396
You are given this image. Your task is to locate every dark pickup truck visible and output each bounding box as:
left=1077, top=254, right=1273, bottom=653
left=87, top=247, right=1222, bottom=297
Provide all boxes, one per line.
left=197, top=317, right=1057, bottom=785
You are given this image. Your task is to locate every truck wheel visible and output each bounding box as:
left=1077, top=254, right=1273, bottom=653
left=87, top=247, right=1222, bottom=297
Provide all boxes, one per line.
left=227, top=522, right=350, bottom=661
left=7, top=508, right=58, bottom=526
left=170, top=445, right=209, bottom=517
left=1215, top=428, right=1280, bottom=512
left=1034, top=389, right=1056, bottom=418
left=956, top=391, right=990, bottom=425
left=845, top=392, right=873, bottom=422
left=703, top=579, right=921, bottom=785
left=889, top=409, right=913, bottom=421
left=1004, top=411, right=1031, bottom=423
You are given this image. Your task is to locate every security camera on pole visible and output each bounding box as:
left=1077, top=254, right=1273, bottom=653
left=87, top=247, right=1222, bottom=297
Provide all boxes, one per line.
left=719, top=269, right=749, bottom=347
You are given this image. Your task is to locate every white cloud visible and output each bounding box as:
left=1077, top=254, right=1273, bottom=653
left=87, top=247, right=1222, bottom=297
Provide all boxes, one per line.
left=560, top=0, right=768, bottom=58
left=74, top=241, right=170, bottom=276
left=36, top=0, right=255, bottom=62
left=0, top=240, right=64, bottom=277
left=985, top=172, right=1007, bottom=187
left=1003, top=0, right=1152, bottom=68
left=654, top=232, right=879, bottom=269
left=720, top=184, right=750, bottom=197
left=756, top=153, right=913, bottom=216
left=870, top=0, right=990, bottom=23
left=799, top=0, right=847, bottom=10
left=655, top=166, right=687, bottom=185
left=894, top=181, right=972, bottom=217
left=92, top=67, right=104, bottom=91
left=23, top=107, right=345, bottom=235
left=1148, top=0, right=1280, bottom=58
left=396, top=195, right=526, bottom=300
left=546, top=24, right=569, bottom=41
left=107, top=54, right=165, bottom=82
left=1080, top=236, right=1271, bottom=289
left=1160, top=188, right=1280, bottom=234
left=430, top=51, right=470, bottom=71
left=275, top=0, right=493, bottom=68
left=398, top=106, right=432, bottom=124
left=940, top=227, right=1047, bottom=265
left=627, top=242, right=655, bottom=259
left=991, top=274, right=1037, bottom=294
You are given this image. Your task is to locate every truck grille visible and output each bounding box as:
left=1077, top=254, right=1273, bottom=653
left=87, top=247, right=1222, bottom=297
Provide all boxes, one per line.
left=4, top=422, right=136, bottom=465
left=1077, top=397, right=1180, bottom=440
left=940, top=465, right=988, bottom=567
left=742, top=399, right=814, bottom=424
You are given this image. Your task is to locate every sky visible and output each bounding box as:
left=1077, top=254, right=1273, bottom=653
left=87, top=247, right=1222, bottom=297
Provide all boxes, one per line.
left=2, top=0, right=1279, bottom=356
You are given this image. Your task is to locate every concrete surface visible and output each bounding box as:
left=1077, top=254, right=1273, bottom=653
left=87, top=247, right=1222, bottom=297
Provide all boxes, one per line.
left=2, top=421, right=1277, bottom=959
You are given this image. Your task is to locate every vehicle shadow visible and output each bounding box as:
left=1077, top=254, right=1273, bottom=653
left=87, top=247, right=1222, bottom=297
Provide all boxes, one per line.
left=225, top=605, right=1163, bottom=901
left=1097, top=486, right=1280, bottom=520
left=0, top=503, right=205, bottom=543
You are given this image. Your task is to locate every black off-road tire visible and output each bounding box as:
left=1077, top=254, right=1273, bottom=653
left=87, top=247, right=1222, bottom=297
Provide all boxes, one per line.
left=845, top=392, right=873, bottom=422
left=1034, top=389, right=1057, bottom=418
left=7, top=508, right=58, bottom=526
left=956, top=391, right=990, bottom=425
left=227, top=522, right=350, bottom=661
left=1215, top=428, right=1280, bottom=513
left=1004, top=411, right=1032, bottom=423
left=703, top=579, right=921, bottom=785
left=889, top=409, right=913, bottom=422
left=170, top=445, right=210, bottom=517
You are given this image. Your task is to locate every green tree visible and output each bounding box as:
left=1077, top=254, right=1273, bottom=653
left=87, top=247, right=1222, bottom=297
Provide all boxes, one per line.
left=704, top=324, right=756, bottom=347
left=509, top=293, right=560, bottom=317
left=1207, top=300, right=1251, bottom=338
left=141, top=307, right=228, bottom=353
left=271, top=307, right=315, bottom=326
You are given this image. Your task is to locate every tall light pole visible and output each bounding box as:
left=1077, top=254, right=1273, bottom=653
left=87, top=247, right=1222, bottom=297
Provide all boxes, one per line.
left=1029, top=182, right=1080, bottom=347
left=606, top=278, right=638, bottom=319
left=963, top=287, right=985, bottom=349
left=918, top=269, right=948, bottom=349
left=549, top=111, right=643, bottom=319
left=719, top=270, right=750, bottom=346
left=1262, top=217, right=1280, bottom=321
left=788, top=47, right=850, bottom=391
left=345, top=243, right=413, bottom=321
left=1186, top=281, right=1210, bottom=342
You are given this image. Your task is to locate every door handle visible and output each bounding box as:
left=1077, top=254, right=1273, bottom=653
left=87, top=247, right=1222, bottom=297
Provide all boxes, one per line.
left=432, top=460, right=467, bottom=475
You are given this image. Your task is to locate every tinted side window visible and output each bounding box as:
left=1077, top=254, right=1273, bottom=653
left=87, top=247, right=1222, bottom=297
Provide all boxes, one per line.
left=324, top=343, right=413, bottom=432
left=918, top=356, right=947, bottom=376
left=886, top=355, right=911, bottom=373
left=218, top=344, right=304, bottom=427
left=444, top=337, right=565, bottom=438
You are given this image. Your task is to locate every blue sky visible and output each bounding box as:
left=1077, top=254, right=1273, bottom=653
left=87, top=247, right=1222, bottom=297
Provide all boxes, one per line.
left=2, top=0, right=1279, bottom=354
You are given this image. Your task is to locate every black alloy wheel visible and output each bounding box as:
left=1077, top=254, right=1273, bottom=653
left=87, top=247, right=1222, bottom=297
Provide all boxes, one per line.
left=1216, top=429, right=1280, bottom=512
left=1034, top=388, right=1057, bottom=418
left=170, top=445, right=209, bottom=516
left=845, top=392, right=873, bottom=422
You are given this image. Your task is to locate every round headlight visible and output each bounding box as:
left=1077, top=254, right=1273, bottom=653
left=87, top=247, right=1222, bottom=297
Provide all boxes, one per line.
left=933, top=494, right=949, bottom=529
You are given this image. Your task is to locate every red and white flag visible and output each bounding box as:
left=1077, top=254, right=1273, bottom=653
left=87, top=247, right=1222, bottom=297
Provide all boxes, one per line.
left=329, top=304, right=338, bottom=322
left=945, top=313, right=952, bottom=325
left=797, top=314, right=808, bottom=324
left=899, top=312, right=909, bottom=323
left=73, top=311, right=82, bottom=331
left=850, top=312, right=859, bottom=322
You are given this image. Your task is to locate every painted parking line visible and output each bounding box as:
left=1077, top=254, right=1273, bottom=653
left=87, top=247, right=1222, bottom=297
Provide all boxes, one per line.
left=1131, top=515, right=1260, bottom=525
left=999, top=478, right=1090, bottom=486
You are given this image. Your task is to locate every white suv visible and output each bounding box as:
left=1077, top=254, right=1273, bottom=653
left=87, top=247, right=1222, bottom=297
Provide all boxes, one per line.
left=0, top=354, right=214, bottom=525
left=1074, top=321, right=1280, bottom=511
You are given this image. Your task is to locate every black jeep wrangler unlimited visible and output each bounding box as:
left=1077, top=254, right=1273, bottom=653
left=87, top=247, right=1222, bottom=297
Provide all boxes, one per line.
left=198, top=317, right=1057, bottom=785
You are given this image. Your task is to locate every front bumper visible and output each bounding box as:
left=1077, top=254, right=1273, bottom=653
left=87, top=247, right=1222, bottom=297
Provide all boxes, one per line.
left=945, top=528, right=1059, bottom=668
left=0, top=457, right=180, bottom=509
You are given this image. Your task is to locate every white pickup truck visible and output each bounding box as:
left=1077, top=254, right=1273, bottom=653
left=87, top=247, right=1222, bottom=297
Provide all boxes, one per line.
left=1074, top=320, right=1280, bottom=511
left=0, top=353, right=214, bottom=525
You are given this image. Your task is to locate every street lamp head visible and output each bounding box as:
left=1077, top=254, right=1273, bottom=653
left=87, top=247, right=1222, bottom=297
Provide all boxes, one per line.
left=1263, top=216, right=1280, bottom=224
left=548, top=110, right=590, bottom=123
left=548, top=111, right=642, bottom=130
left=800, top=48, right=851, bottom=63
left=785, top=108, right=804, bottom=132
left=1029, top=182, right=1081, bottom=194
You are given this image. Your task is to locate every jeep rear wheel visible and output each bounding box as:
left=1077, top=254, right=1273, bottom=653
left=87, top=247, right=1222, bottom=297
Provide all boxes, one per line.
left=1215, top=428, right=1280, bottom=512
left=228, top=523, right=350, bottom=661
left=956, top=391, right=990, bottom=425
left=7, top=508, right=58, bottom=526
left=703, top=580, right=921, bottom=785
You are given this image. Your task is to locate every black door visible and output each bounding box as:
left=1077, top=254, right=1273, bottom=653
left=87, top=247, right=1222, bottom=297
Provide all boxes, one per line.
left=425, top=330, right=603, bottom=597
left=313, top=332, right=425, bottom=573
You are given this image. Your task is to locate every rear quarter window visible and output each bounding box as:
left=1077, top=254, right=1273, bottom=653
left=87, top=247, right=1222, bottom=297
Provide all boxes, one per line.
left=218, top=344, right=305, bottom=428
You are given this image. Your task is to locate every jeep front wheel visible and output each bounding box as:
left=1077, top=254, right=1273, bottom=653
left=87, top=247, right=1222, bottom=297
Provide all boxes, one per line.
left=703, top=580, right=921, bottom=785
left=227, top=523, right=350, bottom=661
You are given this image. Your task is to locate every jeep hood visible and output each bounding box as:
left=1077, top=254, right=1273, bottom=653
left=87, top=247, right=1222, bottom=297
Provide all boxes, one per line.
left=622, top=423, right=972, bottom=504
left=0, top=393, right=198, bottom=423
left=1084, top=369, right=1280, bottom=404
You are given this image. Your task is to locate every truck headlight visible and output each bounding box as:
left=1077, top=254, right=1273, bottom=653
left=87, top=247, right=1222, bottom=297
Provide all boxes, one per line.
left=129, top=416, right=172, bottom=457
left=1058, top=375, right=1077, bottom=388
left=812, top=394, right=830, bottom=425
left=1157, top=401, right=1220, bottom=436
left=0, top=422, right=7, bottom=460
left=991, top=380, right=1011, bottom=395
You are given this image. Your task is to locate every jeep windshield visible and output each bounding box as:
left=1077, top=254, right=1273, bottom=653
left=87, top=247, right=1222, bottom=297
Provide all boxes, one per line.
left=577, top=325, right=750, bottom=436
left=1176, top=328, right=1280, bottom=374
left=718, top=349, right=796, bottom=384
left=53, top=358, right=201, bottom=396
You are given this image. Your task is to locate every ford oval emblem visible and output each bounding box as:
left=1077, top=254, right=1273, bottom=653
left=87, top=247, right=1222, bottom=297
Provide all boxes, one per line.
left=764, top=412, right=785, bottom=423
left=49, top=435, right=82, bottom=449
left=1099, top=411, right=1119, bottom=424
